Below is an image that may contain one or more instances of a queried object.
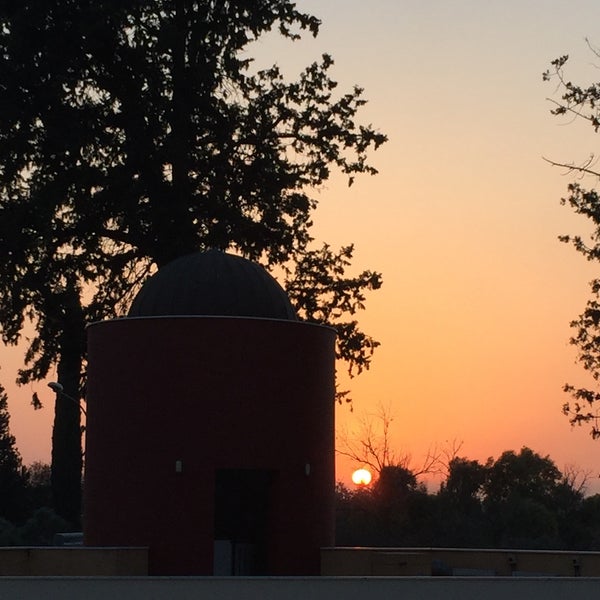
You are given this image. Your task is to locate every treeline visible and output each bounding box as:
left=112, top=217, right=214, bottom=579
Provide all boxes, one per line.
left=0, top=384, right=69, bottom=544
left=3, top=376, right=600, bottom=550
left=0, top=463, right=65, bottom=546
left=336, top=447, right=600, bottom=550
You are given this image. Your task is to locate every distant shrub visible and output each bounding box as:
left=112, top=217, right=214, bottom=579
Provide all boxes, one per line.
left=18, top=508, right=70, bottom=546
left=0, top=517, right=22, bottom=545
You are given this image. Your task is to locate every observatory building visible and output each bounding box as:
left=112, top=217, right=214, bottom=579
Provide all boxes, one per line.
left=83, top=250, right=336, bottom=575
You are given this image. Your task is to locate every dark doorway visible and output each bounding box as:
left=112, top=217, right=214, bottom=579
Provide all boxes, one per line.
left=214, top=469, right=273, bottom=575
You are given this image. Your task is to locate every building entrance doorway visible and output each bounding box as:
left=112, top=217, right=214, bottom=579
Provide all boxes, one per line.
left=213, top=469, right=273, bottom=575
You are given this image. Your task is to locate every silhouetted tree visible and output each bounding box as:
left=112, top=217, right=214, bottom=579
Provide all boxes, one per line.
left=24, top=462, right=53, bottom=513
left=483, top=448, right=562, bottom=506
left=369, top=465, right=429, bottom=546
left=436, top=457, right=489, bottom=547
left=0, top=384, right=26, bottom=523
left=0, top=1, right=385, bottom=523
left=441, top=457, right=486, bottom=506
left=482, top=448, right=564, bottom=548
left=334, top=482, right=377, bottom=546
left=552, top=477, right=587, bottom=549
left=573, top=494, right=600, bottom=549
left=18, top=507, right=69, bottom=546
left=285, top=244, right=382, bottom=384
left=544, top=45, right=600, bottom=438
left=335, top=447, right=599, bottom=550
left=337, top=402, right=449, bottom=475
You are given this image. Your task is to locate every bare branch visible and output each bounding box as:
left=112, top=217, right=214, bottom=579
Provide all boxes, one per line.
left=542, top=155, right=600, bottom=180
left=562, top=463, right=592, bottom=496
left=545, top=97, right=597, bottom=127
left=336, top=402, right=456, bottom=478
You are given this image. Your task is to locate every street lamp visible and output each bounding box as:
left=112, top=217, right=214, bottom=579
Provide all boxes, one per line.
left=47, top=382, right=87, bottom=416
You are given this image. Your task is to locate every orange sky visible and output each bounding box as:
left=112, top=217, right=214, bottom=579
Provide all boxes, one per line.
left=4, top=1, right=600, bottom=493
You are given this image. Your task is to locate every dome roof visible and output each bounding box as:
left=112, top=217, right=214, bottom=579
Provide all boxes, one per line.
left=127, top=249, right=298, bottom=321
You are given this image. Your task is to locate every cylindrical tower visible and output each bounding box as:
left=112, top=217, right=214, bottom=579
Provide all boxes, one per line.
left=84, top=251, right=336, bottom=575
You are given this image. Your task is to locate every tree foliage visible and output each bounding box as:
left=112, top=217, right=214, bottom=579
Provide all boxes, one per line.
left=0, top=389, right=55, bottom=528
left=0, top=0, right=386, bottom=374
left=337, top=447, right=593, bottom=550
left=544, top=44, right=600, bottom=438
left=483, top=448, right=562, bottom=506
left=440, top=457, right=486, bottom=506
left=0, top=384, right=26, bottom=523
left=285, top=244, right=382, bottom=380
left=481, top=448, right=565, bottom=548
left=0, top=2, right=386, bottom=522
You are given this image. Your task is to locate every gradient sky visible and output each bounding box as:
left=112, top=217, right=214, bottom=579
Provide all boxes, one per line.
left=3, top=1, right=600, bottom=491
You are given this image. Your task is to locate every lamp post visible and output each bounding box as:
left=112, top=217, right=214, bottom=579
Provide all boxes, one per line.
left=48, top=382, right=86, bottom=416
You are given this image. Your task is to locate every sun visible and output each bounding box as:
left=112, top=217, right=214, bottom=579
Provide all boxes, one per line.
left=351, top=468, right=372, bottom=486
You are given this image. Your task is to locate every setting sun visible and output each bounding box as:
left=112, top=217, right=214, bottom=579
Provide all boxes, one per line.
left=351, top=468, right=372, bottom=486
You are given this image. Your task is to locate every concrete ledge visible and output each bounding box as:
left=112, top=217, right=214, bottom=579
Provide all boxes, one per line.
left=0, top=547, right=148, bottom=576
left=321, top=547, right=600, bottom=577
left=1, top=576, right=600, bottom=600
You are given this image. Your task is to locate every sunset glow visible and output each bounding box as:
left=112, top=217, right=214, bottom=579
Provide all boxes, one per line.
left=351, top=468, right=373, bottom=487
left=3, top=1, right=600, bottom=496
